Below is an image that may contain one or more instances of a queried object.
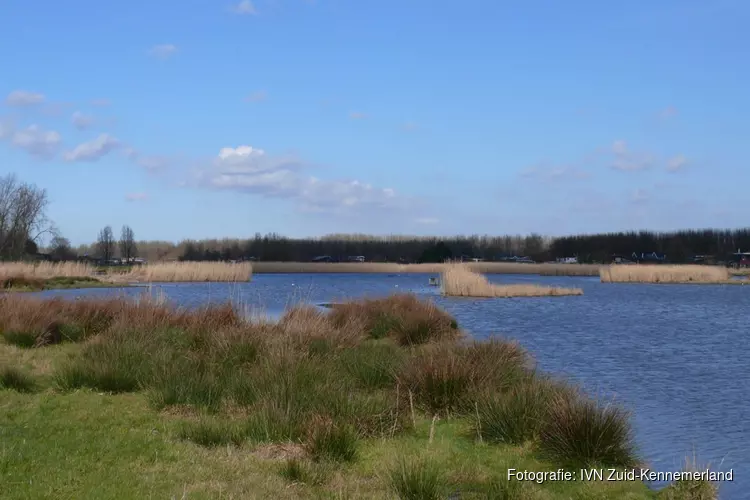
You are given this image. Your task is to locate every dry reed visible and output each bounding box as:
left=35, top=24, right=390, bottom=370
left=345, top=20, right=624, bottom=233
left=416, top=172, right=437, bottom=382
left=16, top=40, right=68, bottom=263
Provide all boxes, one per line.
left=252, top=261, right=600, bottom=276
left=600, top=265, right=732, bottom=284
left=0, top=262, right=95, bottom=280
left=440, top=264, right=583, bottom=298
left=120, top=261, right=253, bottom=282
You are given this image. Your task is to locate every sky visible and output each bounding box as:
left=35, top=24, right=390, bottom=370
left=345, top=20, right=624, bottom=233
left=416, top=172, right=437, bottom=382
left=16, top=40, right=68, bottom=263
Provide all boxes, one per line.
left=0, top=0, right=748, bottom=245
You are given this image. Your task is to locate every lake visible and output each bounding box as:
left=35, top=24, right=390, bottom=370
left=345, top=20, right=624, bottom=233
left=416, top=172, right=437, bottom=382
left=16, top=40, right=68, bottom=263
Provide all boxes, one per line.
left=33, top=273, right=748, bottom=499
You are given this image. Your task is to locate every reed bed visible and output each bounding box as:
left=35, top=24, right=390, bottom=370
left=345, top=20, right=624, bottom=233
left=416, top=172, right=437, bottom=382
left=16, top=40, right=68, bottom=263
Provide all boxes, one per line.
left=252, top=261, right=600, bottom=276
left=440, top=264, right=583, bottom=298
left=600, top=264, right=733, bottom=284
left=0, top=261, right=95, bottom=280
left=120, top=261, right=253, bottom=282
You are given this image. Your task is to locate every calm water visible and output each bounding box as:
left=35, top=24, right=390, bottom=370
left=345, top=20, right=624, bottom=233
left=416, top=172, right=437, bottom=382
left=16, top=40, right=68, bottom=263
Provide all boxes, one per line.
left=34, top=274, right=748, bottom=499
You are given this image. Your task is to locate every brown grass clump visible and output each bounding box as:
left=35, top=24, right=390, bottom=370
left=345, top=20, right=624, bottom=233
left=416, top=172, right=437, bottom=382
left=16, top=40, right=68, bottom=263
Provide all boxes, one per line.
left=328, top=294, right=461, bottom=345
left=120, top=261, right=252, bottom=282
left=0, top=261, right=95, bottom=280
left=600, top=264, right=731, bottom=284
left=396, top=339, right=531, bottom=416
left=440, top=264, right=583, bottom=298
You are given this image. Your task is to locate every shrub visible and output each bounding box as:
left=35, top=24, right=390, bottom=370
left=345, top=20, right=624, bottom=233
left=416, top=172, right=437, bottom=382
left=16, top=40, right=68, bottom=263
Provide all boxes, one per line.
left=389, top=458, right=447, bottom=500
left=0, top=366, right=37, bottom=393
left=539, top=393, right=639, bottom=468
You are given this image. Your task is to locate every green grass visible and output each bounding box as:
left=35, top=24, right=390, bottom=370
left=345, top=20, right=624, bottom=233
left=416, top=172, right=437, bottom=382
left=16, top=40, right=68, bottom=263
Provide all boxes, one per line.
left=0, top=365, right=37, bottom=392
left=0, top=295, right=717, bottom=499
left=0, top=383, right=707, bottom=499
left=1, top=275, right=123, bottom=292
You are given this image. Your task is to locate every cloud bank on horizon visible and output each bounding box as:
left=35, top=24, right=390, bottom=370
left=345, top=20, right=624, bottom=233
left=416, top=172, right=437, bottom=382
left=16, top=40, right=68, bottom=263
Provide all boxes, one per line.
left=0, top=0, right=747, bottom=244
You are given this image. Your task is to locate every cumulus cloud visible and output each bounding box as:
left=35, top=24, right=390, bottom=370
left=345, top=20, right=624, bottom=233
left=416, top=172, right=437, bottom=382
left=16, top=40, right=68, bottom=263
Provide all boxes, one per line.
left=610, top=140, right=653, bottom=171
left=243, top=90, right=267, bottom=103
left=149, top=44, right=178, bottom=59
left=666, top=154, right=688, bottom=172
left=63, top=134, right=120, bottom=162
left=6, top=90, right=45, bottom=106
left=230, top=0, right=257, bottom=14
left=71, top=111, right=95, bottom=130
left=125, top=192, right=148, bottom=202
left=196, top=144, right=406, bottom=213
left=10, top=125, right=61, bottom=158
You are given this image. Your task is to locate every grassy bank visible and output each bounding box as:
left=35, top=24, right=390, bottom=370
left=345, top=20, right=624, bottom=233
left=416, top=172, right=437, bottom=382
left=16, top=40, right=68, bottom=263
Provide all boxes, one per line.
left=600, top=264, right=748, bottom=285
left=0, top=261, right=253, bottom=287
left=0, top=275, right=113, bottom=292
left=441, top=264, right=584, bottom=298
left=252, top=261, right=601, bottom=276
left=0, top=293, right=715, bottom=498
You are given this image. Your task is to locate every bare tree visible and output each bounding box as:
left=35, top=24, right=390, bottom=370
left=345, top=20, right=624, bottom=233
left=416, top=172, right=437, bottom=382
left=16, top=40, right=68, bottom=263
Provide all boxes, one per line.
left=119, top=225, right=137, bottom=262
left=0, top=174, right=52, bottom=260
left=96, top=226, right=115, bottom=262
left=50, top=234, right=75, bottom=261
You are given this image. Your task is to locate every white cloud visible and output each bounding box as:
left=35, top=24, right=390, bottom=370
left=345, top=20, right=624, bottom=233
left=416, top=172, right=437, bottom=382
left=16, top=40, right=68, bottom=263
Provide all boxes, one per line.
left=196, top=144, right=407, bottom=212
left=71, top=111, right=95, bottom=131
left=10, top=125, right=61, bottom=158
left=611, top=140, right=653, bottom=172
left=243, top=90, right=267, bottom=103
left=6, top=90, right=45, bottom=106
left=666, top=154, right=688, bottom=172
left=63, top=134, right=120, bottom=162
left=125, top=192, right=148, bottom=202
left=149, top=44, right=178, bottom=59
left=230, top=0, right=257, bottom=14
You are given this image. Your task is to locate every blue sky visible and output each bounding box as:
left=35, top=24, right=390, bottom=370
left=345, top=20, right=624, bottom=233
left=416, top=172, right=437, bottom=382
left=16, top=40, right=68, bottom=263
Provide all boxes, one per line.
left=0, top=0, right=747, bottom=245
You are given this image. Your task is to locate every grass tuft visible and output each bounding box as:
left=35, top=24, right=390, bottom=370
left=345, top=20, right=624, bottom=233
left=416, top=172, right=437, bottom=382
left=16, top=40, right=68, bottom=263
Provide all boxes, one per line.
left=305, top=418, right=358, bottom=463
left=389, top=457, right=447, bottom=500
left=176, top=418, right=246, bottom=447
left=473, top=376, right=558, bottom=445
left=539, top=392, right=638, bottom=468
left=0, top=365, right=37, bottom=392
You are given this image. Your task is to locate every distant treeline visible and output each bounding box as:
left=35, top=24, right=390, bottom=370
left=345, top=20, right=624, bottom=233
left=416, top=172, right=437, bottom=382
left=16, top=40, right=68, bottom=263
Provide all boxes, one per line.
left=72, top=228, right=750, bottom=264
left=550, top=229, right=750, bottom=263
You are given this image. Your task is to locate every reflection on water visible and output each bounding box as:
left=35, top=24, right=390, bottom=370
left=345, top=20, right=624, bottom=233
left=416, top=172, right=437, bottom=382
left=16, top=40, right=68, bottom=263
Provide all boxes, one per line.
left=33, top=273, right=749, bottom=499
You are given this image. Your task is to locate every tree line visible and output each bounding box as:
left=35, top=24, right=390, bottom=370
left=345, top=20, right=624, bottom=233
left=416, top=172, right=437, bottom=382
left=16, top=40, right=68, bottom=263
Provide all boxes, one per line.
left=3, top=174, right=748, bottom=265
left=175, top=229, right=750, bottom=264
